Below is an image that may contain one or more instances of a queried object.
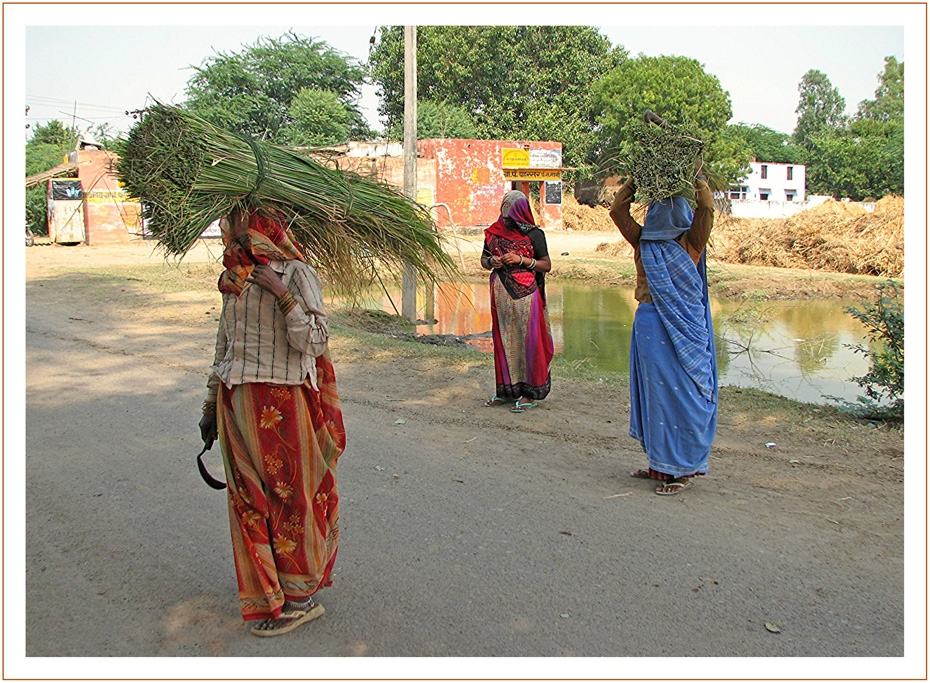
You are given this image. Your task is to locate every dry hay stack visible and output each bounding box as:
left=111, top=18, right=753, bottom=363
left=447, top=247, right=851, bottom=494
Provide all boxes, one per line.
left=711, top=197, right=903, bottom=277
left=562, top=194, right=618, bottom=232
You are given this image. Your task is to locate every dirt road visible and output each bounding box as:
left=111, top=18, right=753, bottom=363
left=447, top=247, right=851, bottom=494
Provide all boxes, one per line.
left=20, top=239, right=907, bottom=677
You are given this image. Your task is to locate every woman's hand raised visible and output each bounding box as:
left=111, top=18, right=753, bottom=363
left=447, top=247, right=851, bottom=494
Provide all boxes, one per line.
left=246, top=264, right=289, bottom=299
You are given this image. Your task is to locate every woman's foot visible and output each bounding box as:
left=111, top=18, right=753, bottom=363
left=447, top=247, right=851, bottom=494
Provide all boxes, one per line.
left=629, top=469, right=654, bottom=479
left=655, top=479, right=693, bottom=496
left=484, top=396, right=511, bottom=407
left=250, top=597, right=324, bottom=637
left=511, top=400, right=538, bottom=413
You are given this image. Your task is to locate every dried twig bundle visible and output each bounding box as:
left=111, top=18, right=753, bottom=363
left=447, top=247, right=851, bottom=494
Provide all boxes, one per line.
left=117, top=103, right=458, bottom=296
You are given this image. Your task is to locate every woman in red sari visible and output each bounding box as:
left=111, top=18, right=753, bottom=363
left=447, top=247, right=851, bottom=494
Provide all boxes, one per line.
left=198, top=208, right=346, bottom=637
left=480, top=191, right=554, bottom=412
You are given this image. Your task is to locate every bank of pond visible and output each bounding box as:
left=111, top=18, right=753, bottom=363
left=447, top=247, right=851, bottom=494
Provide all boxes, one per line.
left=335, top=280, right=876, bottom=407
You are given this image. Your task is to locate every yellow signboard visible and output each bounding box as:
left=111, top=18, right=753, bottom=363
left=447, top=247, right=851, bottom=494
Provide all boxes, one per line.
left=85, top=189, right=137, bottom=203
left=502, top=148, right=530, bottom=169
left=503, top=168, right=563, bottom=181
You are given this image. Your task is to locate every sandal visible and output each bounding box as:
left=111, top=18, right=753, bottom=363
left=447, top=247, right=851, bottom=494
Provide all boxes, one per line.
left=511, top=400, right=538, bottom=413
left=655, top=479, right=692, bottom=496
left=629, top=469, right=654, bottom=479
left=250, top=600, right=325, bottom=637
left=484, top=397, right=510, bottom=407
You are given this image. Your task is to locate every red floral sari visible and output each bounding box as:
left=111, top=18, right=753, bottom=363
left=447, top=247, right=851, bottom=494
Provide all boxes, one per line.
left=218, top=350, right=346, bottom=621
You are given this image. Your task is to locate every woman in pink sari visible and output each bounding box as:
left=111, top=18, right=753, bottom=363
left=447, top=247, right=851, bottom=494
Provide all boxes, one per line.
left=480, top=191, right=554, bottom=413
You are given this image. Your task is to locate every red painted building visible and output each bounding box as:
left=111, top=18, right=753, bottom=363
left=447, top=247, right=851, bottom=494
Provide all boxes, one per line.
left=339, top=138, right=564, bottom=230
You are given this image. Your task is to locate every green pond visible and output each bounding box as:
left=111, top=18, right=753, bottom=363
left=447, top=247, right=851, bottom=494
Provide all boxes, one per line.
left=340, top=281, right=874, bottom=406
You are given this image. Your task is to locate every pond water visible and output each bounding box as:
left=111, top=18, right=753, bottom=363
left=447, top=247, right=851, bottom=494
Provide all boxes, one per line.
left=338, top=280, right=873, bottom=406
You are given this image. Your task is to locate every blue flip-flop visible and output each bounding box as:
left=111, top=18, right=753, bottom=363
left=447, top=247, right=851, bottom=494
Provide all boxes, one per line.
left=484, top=396, right=510, bottom=407
left=511, top=400, right=538, bottom=413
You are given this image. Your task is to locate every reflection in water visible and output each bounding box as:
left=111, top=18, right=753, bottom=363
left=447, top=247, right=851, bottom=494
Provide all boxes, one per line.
left=335, top=281, right=871, bottom=405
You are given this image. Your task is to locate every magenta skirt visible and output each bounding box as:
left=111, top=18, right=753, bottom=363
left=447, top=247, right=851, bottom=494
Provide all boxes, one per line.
left=489, top=273, right=553, bottom=400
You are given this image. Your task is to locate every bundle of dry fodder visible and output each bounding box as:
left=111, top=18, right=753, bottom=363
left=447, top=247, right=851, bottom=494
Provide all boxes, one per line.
left=711, top=197, right=903, bottom=277
left=616, top=119, right=706, bottom=205
left=117, top=103, right=458, bottom=295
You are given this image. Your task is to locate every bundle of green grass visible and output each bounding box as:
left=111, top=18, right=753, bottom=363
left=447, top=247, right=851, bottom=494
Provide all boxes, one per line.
left=619, top=118, right=706, bottom=205
left=117, top=103, right=458, bottom=295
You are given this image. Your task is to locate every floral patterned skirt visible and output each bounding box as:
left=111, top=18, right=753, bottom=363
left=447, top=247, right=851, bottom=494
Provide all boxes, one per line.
left=217, top=352, right=345, bottom=621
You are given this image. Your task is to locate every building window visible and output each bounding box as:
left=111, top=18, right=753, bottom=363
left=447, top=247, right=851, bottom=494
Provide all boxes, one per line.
left=785, top=190, right=796, bottom=201
left=787, top=166, right=793, bottom=180
left=728, top=185, right=748, bottom=200
left=760, top=190, right=771, bottom=201
left=761, top=165, right=768, bottom=179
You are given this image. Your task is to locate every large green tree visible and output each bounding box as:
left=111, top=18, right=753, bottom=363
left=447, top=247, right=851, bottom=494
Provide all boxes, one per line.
left=804, top=58, right=903, bottom=199
left=184, top=32, right=370, bottom=143
left=368, top=26, right=626, bottom=180
left=593, top=54, right=744, bottom=183
left=793, top=69, right=847, bottom=150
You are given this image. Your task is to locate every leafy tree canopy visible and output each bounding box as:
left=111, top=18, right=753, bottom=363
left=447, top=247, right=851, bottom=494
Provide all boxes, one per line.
left=26, top=120, right=78, bottom=176
left=184, top=32, right=370, bottom=143
left=803, top=58, right=903, bottom=199
left=857, top=56, right=904, bottom=123
left=793, top=69, right=847, bottom=150
left=282, top=88, right=359, bottom=147
left=368, top=26, right=626, bottom=179
left=593, top=54, right=740, bottom=183
left=721, top=123, right=805, bottom=165
left=385, top=99, right=479, bottom=140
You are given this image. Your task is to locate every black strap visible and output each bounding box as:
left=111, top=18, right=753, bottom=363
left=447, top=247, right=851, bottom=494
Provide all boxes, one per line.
left=196, top=438, right=227, bottom=490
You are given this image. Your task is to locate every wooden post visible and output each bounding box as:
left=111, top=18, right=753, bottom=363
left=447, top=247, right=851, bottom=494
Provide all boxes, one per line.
left=402, top=25, right=418, bottom=323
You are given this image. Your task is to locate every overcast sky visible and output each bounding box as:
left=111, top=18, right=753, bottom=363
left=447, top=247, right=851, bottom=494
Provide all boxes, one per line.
left=19, top=13, right=905, bottom=141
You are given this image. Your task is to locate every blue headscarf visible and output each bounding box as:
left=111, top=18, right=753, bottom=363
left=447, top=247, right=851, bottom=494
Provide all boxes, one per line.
left=641, top=196, right=694, bottom=242
left=638, top=195, right=717, bottom=403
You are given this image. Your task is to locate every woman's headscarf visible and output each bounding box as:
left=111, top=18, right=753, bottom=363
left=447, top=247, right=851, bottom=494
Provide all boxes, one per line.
left=641, top=196, right=694, bottom=242
left=485, top=191, right=538, bottom=241
left=218, top=209, right=305, bottom=296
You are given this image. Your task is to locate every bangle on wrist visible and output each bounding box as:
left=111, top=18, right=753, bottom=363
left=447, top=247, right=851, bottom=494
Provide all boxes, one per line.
left=278, top=292, right=298, bottom=315
left=202, top=400, right=217, bottom=416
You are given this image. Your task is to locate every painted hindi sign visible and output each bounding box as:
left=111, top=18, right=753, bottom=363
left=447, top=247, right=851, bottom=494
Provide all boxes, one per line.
left=503, top=168, right=563, bottom=181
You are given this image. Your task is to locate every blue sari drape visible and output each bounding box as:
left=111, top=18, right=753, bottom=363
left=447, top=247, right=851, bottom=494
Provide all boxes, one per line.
left=629, top=197, right=717, bottom=477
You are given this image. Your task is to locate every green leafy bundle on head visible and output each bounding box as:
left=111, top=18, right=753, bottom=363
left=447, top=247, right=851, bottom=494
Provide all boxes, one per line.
left=117, top=103, right=458, bottom=296
left=620, top=119, right=705, bottom=205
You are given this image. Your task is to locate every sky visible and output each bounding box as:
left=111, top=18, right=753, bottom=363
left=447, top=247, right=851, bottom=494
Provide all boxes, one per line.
left=20, top=15, right=905, bottom=141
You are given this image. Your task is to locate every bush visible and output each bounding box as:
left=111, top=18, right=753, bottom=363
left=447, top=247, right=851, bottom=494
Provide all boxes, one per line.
left=832, top=280, right=903, bottom=420
left=26, top=186, right=48, bottom=236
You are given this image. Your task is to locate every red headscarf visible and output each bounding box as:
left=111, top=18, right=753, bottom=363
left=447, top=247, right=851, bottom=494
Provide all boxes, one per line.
left=218, top=209, right=305, bottom=296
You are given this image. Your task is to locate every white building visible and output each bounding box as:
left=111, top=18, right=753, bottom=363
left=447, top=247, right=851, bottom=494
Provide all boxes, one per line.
left=729, top=161, right=805, bottom=203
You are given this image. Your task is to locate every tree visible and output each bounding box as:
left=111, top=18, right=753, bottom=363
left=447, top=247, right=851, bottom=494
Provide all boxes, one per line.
left=857, top=56, right=904, bottom=123
left=184, top=32, right=370, bottom=143
left=722, top=123, right=805, bottom=164
left=593, top=55, right=741, bottom=183
left=281, top=88, right=358, bottom=147
left=803, top=58, right=903, bottom=199
left=368, top=26, right=626, bottom=180
left=385, top=99, right=478, bottom=140
left=793, top=69, right=847, bottom=150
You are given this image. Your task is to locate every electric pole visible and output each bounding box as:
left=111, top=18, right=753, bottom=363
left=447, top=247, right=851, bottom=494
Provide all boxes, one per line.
left=402, top=25, right=418, bottom=323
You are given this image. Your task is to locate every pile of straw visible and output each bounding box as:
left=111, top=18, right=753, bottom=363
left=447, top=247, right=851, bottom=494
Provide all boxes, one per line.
left=117, top=103, right=457, bottom=294
left=711, top=197, right=904, bottom=277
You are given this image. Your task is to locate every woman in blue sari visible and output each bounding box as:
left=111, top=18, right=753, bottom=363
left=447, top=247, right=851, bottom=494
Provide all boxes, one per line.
left=609, top=172, right=717, bottom=495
